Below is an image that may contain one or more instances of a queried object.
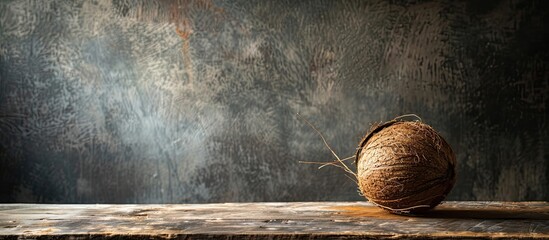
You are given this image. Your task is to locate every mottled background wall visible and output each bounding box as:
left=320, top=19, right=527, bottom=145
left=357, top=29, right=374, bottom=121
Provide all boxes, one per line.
left=0, top=0, right=547, bottom=203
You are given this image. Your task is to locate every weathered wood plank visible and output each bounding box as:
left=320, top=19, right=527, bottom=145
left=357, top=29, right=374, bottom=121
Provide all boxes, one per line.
left=0, top=202, right=548, bottom=239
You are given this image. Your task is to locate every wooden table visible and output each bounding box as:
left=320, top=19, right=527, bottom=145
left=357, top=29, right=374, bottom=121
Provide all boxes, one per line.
left=0, top=202, right=547, bottom=239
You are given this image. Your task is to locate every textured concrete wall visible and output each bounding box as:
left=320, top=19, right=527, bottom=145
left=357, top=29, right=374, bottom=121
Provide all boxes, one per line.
left=0, top=0, right=547, bottom=203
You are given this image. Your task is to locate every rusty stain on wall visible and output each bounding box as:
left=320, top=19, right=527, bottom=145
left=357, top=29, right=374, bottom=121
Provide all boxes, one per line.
left=176, top=20, right=194, bottom=86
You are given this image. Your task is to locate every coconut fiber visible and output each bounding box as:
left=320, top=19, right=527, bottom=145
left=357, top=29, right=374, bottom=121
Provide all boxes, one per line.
left=355, top=119, right=456, bottom=214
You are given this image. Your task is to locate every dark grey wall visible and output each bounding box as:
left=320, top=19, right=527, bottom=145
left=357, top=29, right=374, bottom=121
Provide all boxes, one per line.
left=0, top=0, right=547, bottom=203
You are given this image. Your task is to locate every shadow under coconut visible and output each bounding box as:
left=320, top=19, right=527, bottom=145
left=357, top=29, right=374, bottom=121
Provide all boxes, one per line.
left=331, top=204, right=549, bottom=220
left=419, top=206, right=549, bottom=220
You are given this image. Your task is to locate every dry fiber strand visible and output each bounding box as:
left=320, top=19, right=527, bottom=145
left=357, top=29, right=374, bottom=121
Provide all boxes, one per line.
left=355, top=119, right=456, bottom=214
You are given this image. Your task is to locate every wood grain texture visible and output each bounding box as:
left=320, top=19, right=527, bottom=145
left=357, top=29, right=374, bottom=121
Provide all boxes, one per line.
left=0, top=0, right=548, bottom=203
left=0, top=202, right=548, bottom=239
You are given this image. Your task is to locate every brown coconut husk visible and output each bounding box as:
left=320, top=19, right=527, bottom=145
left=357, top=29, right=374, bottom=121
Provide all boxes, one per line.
left=355, top=118, right=456, bottom=214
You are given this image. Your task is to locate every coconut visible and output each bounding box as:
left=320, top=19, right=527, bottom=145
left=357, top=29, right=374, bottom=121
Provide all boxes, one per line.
left=355, top=119, right=456, bottom=214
